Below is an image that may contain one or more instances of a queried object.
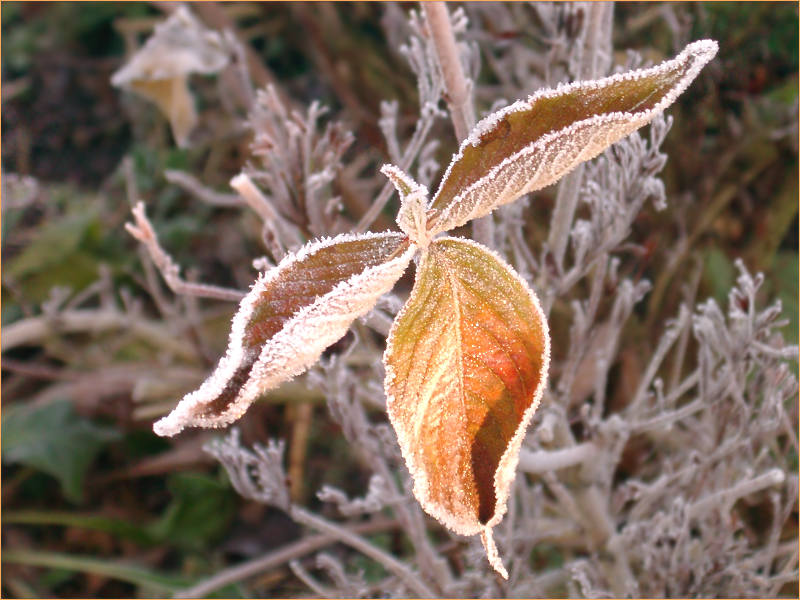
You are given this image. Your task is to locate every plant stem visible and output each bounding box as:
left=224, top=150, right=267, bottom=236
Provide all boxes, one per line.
left=174, top=518, right=399, bottom=598
left=1, top=309, right=195, bottom=360
left=422, top=1, right=494, bottom=247
left=421, top=2, right=474, bottom=141
left=289, top=505, right=436, bottom=597
left=126, top=202, right=246, bottom=302
left=689, top=469, right=786, bottom=519
left=518, top=442, right=596, bottom=473
left=547, top=2, right=614, bottom=270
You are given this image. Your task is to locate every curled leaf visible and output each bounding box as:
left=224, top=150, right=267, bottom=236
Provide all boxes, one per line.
left=427, top=39, right=718, bottom=235
left=155, top=232, right=414, bottom=437
left=384, top=236, right=550, bottom=577
left=111, top=6, right=230, bottom=146
left=380, top=164, right=431, bottom=248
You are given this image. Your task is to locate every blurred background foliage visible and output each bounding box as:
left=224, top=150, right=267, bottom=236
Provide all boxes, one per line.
left=1, top=2, right=797, bottom=597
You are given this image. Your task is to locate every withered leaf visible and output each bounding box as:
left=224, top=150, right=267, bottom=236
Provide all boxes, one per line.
left=154, top=232, right=414, bottom=437
left=111, top=6, right=229, bottom=147
left=427, top=39, right=718, bottom=235
left=384, top=236, right=550, bottom=578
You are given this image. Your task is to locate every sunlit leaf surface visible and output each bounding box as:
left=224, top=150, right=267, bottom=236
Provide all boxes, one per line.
left=384, top=236, right=550, bottom=577
left=427, top=40, right=718, bottom=235
left=154, top=232, right=414, bottom=437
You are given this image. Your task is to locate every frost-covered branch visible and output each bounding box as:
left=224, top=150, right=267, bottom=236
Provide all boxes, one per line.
left=125, top=202, right=246, bottom=302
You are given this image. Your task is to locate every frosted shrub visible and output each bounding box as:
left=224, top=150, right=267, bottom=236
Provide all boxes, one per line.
left=124, top=4, right=797, bottom=597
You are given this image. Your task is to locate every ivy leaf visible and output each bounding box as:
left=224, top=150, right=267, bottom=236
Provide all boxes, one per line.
left=383, top=236, right=550, bottom=578
left=2, top=400, right=121, bottom=503
left=146, top=472, right=236, bottom=551
left=154, top=232, right=415, bottom=437
left=427, top=39, right=718, bottom=235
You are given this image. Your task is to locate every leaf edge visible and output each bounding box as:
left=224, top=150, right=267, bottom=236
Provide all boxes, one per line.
left=154, top=231, right=415, bottom=437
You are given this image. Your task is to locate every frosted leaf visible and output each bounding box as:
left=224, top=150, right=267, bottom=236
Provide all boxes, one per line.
left=381, top=164, right=431, bottom=248
left=427, top=39, right=718, bottom=235
left=111, top=6, right=230, bottom=147
left=383, top=236, right=550, bottom=578
left=154, top=232, right=415, bottom=437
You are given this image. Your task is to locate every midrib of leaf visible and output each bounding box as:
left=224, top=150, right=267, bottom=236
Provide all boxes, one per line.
left=427, top=246, right=517, bottom=523
left=443, top=259, right=467, bottom=438
left=396, top=272, right=440, bottom=405
left=401, top=268, right=454, bottom=446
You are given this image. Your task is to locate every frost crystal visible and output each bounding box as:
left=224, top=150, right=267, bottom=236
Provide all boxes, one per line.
left=154, top=232, right=415, bottom=437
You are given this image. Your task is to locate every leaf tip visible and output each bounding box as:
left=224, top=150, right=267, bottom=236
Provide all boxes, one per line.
left=153, top=413, right=184, bottom=437
left=683, top=38, right=719, bottom=64
left=380, top=163, right=428, bottom=199
left=481, top=527, right=509, bottom=580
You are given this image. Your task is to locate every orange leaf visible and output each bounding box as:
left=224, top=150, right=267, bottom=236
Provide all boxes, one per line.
left=384, top=236, right=550, bottom=577
left=155, top=232, right=414, bottom=437
left=427, top=40, right=718, bottom=235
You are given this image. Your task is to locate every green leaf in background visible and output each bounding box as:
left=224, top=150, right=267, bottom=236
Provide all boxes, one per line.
left=703, top=247, right=736, bottom=304
left=1, top=549, right=190, bottom=596
left=146, top=472, right=236, bottom=551
left=3, top=207, right=103, bottom=303
left=5, top=211, right=95, bottom=280
left=2, top=399, right=120, bottom=503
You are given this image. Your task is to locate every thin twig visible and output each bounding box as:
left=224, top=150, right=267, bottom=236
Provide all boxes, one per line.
left=164, top=169, right=244, bottom=207
left=518, top=442, right=596, bottom=474
left=289, top=505, right=436, bottom=598
left=688, top=469, right=786, bottom=518
left=230, top=172, right=298, bottom=258
left=287, top=402, right=314, bottom=502
left=1, top=309, right=195, bottom=360
left=422, top=2, right=495, bottom=248
left=355, top=104, right=437, bottom=233
left=125, top=202, right=246, bottom=302
left=173, top=518, right=400, bottom=598
left=547, top=2, right=614, bottom=270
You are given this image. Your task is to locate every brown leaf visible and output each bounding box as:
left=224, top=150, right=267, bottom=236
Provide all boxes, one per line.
left=427, top=40, right=718, bottom=235
left=155, top=232, right=414, bottom=437
left=384, top=236, right=550, bottom=577
left=111, top=6, right=229, bottom=147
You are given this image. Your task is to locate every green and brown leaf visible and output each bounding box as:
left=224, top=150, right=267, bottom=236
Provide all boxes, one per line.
left=383, top=237, right=550, bottom=578
left=154, top=231, right=414, bottom=437
left=427, top=40, right=718, bottom=235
